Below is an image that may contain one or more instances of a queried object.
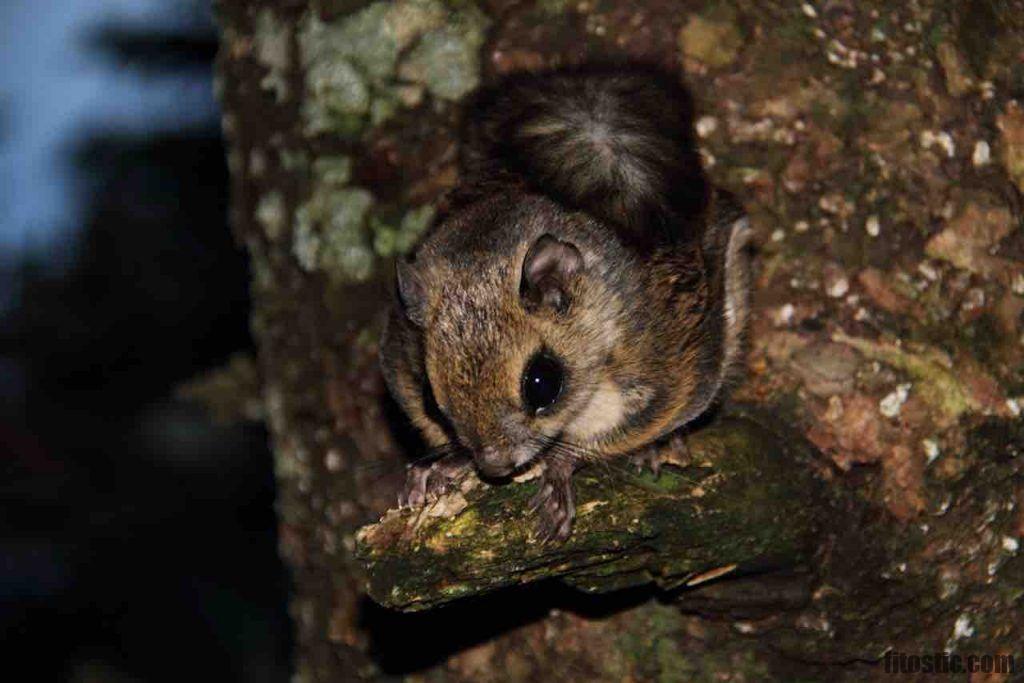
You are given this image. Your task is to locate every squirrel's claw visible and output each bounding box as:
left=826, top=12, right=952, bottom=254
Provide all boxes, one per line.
left=629, top=445, right=663, bottom=477
left=399, top=465, right=430, bottom=508
left=530, top=459, right=576, bottom=543
left=629, top=432, right=691, bottom=478
left=398, top=453, right=472, bottom=508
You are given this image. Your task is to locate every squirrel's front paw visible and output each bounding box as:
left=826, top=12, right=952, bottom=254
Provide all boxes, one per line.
left=629, top=444, right=666, bottom=477
left=529, top=460, right=576, bottom=543
left=398, top=453, right=473, bottom=508
left=629, top=432, right=690, bottom=477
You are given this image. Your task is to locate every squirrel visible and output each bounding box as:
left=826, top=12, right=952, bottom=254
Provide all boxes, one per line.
left=380, top=66, right=752, bottom=542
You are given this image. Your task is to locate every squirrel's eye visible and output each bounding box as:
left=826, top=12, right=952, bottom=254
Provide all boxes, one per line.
left=522, top=352, right=563, bottom=415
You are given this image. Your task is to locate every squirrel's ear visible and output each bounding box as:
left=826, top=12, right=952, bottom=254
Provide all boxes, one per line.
left=396, top=259, right=426, bottom=326
left=520, top=234, right=582, bottom=313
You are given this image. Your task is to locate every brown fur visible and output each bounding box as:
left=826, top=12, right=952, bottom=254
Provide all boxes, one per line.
left=379, top=68, right=752, bottom=540
left=381, top=189, right=749, bottom=466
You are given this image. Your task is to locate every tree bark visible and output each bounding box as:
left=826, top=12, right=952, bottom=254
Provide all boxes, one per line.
left=357, top=416, right=826, bottom=611
left=214, top=1, right=1024, bottom=680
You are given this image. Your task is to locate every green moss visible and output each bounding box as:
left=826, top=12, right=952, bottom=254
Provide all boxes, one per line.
left=616, top=603, right=686, bottom=681
left=331, top=3, right=402, bottom=79
left=298, top=0, right=486, bottom=136
left=369, top=90, right=400, bottom=125
left=253, top=9, right=291, bottom=103
left=832, top=333, right=981, bottom=423
left=293, top=156, right=377, bottom=281
left=311, top=156, right=352, bottom=185
left=371, top=204, right=436, bottom=257
left=618, top=603, right=772, bottom=683
left=679, top=10, right=744, bottom=69
left=306, top=58, right=370, bottom=119
left=255, top=190, right=287, bottom=241
left=398, top=13, right=489, bottom=101
left=372, top=223, right=399, bottom=257
left=397, top=204, right=435, bottom=250
left=300, top=188, right=374, bottom=276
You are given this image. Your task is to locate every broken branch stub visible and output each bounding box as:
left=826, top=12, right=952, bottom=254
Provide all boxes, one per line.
left=356, top=415, right=826, bottom=611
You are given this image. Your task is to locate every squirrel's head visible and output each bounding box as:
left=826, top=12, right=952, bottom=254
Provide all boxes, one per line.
left=390, top=194, right=635, bottom=478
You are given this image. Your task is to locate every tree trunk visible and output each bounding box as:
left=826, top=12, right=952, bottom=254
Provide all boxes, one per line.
left=214, top=1, right=1024, bottom=680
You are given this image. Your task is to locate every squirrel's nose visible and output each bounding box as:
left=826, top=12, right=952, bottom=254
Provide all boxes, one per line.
left=475, top=446, right=514, bottom=478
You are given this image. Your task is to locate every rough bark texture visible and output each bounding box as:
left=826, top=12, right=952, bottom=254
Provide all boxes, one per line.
left=213, top=1, right=1024, bottom=680
left=357, top=416, right=825, bottom=611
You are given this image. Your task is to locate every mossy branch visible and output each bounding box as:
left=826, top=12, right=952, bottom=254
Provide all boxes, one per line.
left=356, top=416, right=826, bottom=612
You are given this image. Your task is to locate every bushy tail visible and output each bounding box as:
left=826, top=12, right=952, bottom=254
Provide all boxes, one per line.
left=462, top=65, right=709, bottom=247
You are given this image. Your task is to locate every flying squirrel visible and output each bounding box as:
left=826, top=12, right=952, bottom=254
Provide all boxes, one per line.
left=380, top=65, right=752, bottom=542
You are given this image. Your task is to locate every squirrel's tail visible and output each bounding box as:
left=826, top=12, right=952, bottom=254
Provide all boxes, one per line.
left=462, top=65, right=709, bottom=246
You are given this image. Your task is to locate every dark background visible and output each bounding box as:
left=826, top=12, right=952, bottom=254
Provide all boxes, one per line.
left=0, top=2, right=292, bottom=680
